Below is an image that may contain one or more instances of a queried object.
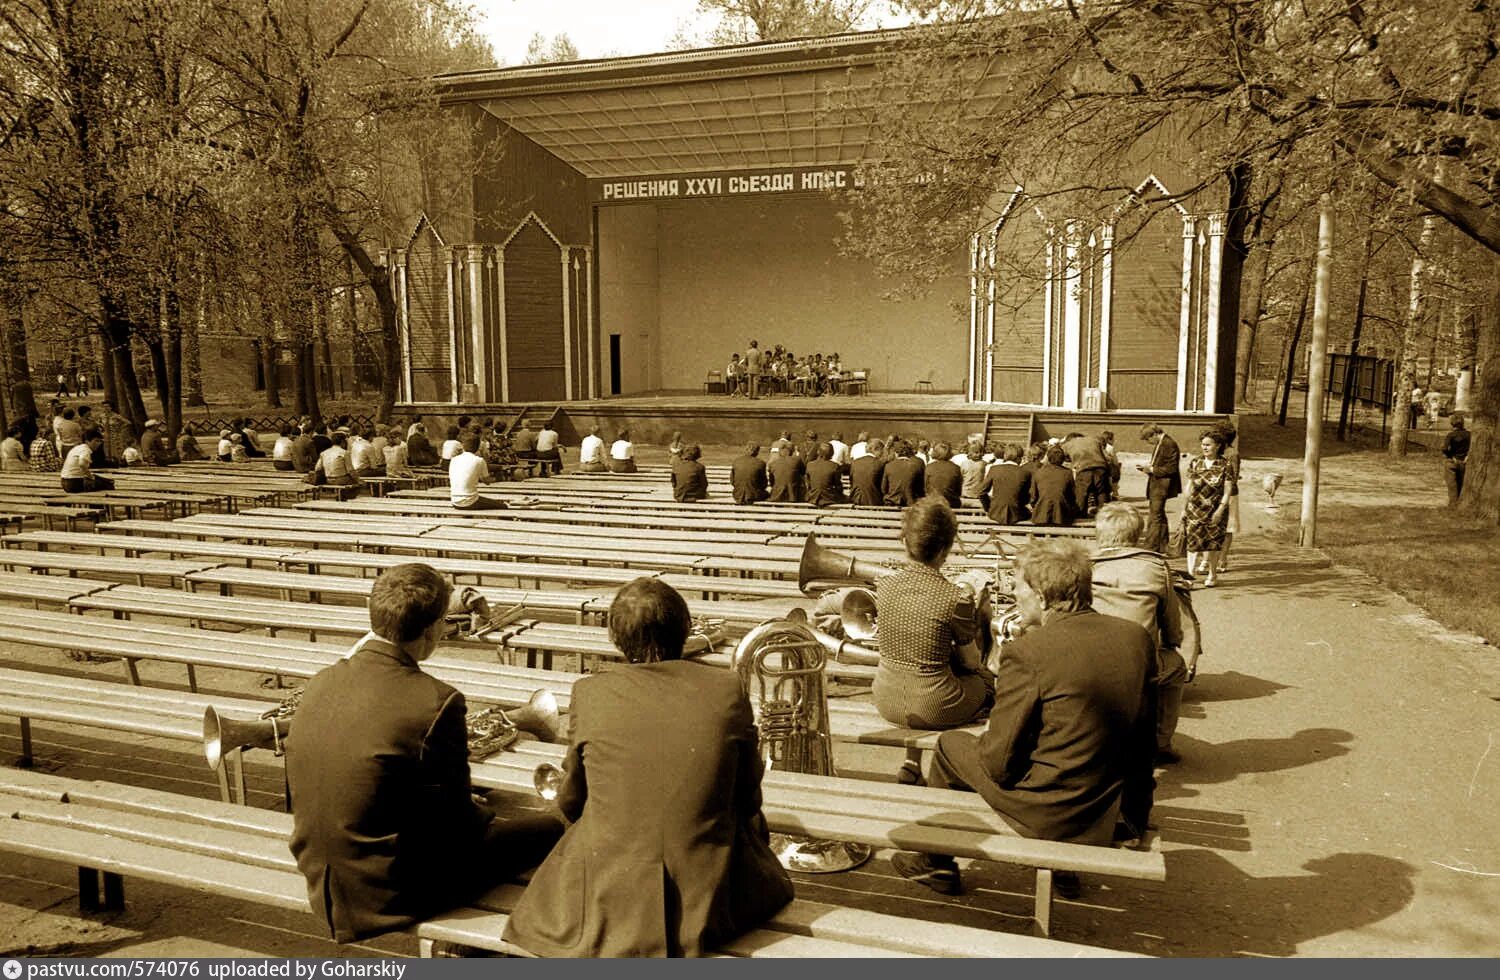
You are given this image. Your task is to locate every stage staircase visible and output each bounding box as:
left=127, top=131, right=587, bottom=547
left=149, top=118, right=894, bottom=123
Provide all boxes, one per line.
left=502, top=405, right=564, bottom=438
left=983, top=411, right=1036, bottom=449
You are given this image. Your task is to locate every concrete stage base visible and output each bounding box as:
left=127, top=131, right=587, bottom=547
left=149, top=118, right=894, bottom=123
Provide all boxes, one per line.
left=401, top=392, right=1235, bottom=450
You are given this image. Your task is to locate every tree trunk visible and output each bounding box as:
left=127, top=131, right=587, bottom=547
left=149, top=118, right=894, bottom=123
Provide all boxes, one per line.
left=1337, top=224, right=1375, bottom=441
left=185, top=267, right=206, bottom=408
left=99, top=328, right=120, bottom=409
left=261, top=336, right=282, bottom=409
left=1457, top=256, right=1500, bottom=522
left=1277, top=262, right=1314, bottom=427
left=147, top=336, right=170, bottom=420
left=3, top=295, right=38, bottom=422
left=324, top=220, right=399, bottom=424
left=343, top=252, right=363, bottom=400
left=1235, top=239, right=1273, bottom=405
left=164, top=281, right=183, bottom=438
left=299, top=342, right=321, bottom=426
left=1455, top=304, right=1478, bottom=412
left=1216, top=159, right=1252, bottom=412
left=101, top=303, right=148, bottom=438
left=1390, top=211, right=1440, bottom=456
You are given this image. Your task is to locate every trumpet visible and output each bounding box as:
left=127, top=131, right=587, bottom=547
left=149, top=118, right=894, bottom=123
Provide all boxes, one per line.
left=533, top=762, right=564, bottom=802
left=796, top=533, right=892, bottom=596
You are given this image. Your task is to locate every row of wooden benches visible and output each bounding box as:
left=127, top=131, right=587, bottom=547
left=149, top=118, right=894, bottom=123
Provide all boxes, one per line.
left=0, top=768, right=1135, bottom=957
left=0, top=657, right=1163, bottom=940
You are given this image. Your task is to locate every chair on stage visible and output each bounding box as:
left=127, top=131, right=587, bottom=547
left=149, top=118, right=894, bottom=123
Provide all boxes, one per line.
left=704, top=370, right=725, bottom=395
left=845, top=369, right=869, bottom=396
left=913, top=371, right=934, bottom=394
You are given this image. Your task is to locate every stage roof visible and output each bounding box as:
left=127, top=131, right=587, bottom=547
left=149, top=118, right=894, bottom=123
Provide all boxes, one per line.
left=435, top=28, right=1008, bottom=180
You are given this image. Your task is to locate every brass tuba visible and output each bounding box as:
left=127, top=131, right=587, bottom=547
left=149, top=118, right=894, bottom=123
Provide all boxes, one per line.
left=730, top=617, right=872, bottom=873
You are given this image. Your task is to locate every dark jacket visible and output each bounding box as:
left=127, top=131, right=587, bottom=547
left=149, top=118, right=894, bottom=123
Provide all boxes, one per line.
left=923, top=459, right=964, bottom=509
left=291, top=433, right=319, bottom=473
left=1145, top=435, right=1183, bottom=500
left=979, top=609, right=1156, bottom=843
left=767, top=453, right=805, bottom=503
left=1029, top=463, right=1075, bottom=526
left=881, top=456, right=925, bottom=507
left=286, top=643, right=494, bottom=942
left=849, top=455, right=885, bottom=506
left=804, top=458, right=846, bottom=508
left=671, top=458, right=709, bottom=502
left=729, top=454, right=769, bottom=505
left=503, top=661, right=794, bottom=957
left=406, top=432, right=439, bottom=468
left=980, top=463, right=1032, bottom=525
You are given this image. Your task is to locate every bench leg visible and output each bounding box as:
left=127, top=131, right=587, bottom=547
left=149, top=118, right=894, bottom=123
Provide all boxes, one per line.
left=122, top=658, right=141, bottom=686
left=186, top=663, right=198, bottom=693
left=18, top=717, right=33, bottom=767
left=215, top=760, right=233, bottom=804
left=78, top=867, right=101, bottom=912
left=230, top=750, right=249, bottom=806
left=103, top=872, right=125, bottom=910
left=1033, top=869, right=1054, bottom=937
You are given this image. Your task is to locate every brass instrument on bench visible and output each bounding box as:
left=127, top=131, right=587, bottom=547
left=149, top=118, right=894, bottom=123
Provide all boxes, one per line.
left=796, top=533, right=892, bottom=596
left=202, top=688, right=565, bottom=769
left=730, top=617, right=872, bottom=874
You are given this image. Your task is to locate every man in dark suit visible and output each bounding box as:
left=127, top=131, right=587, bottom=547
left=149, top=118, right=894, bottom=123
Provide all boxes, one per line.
left=767, top=442, right=806, bottom=502
left=889, top=540, right=1155, bottom=898
left=671, top=444, right=708, bottom=502
left=804, top=442, right=846, bottom=508
left=979, top=443, right=1031, bottom=524
left=922, top=441, right=964, bottom=509
left=504, top=579, right=794, bottom=956
left=286, top=564, right=563, bottom=942
left=1137, top=424, right=1182, bottom=553
left=849, top=438, right=885, bottom=505
left=730, top=443, right=769, bottom=504
left=881, top=440, right=925, bottom=507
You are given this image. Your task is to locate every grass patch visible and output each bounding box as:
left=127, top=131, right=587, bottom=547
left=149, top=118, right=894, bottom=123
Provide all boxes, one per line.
left=1272, top=505, right=1500, bottom=645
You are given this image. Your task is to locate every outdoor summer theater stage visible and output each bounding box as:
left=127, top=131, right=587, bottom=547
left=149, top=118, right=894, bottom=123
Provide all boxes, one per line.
left=386, top=27, right=1238, bottom=440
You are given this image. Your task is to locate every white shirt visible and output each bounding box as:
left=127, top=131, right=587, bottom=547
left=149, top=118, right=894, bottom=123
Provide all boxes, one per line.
left=440, top=439, right=463, bottom=460
left=350, top=438, right=381, bottom=472
left=61, top=443, right=94, bottom=480
left=448, top=451, right=491, bottom=507
left=850, top=441, right=869, bottom=460
left=829, top=440, right=851, bottom=466
left=217, top=438, right=233, bottom=458
left=580, top=434, right=605, bottom=464
left=535, top=428, right=559, bottom=452
left=318, top=446, right=352, bottom=480
left=610, top=439, right=634, bottom=461
left=272, top=436, right=294, bottom=461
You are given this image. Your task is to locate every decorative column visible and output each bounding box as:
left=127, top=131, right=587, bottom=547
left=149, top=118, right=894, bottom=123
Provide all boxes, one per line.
left=1097, top=224, right=1114, bottom=402
left=467, top=247, right=487, bottom=402
left=1203, top=212, right=1226, bottom=413
left=583, top=246, right=596, bottom=400
left=560, top=248, right=574, bottom=402
left=985, top=227, right=998, bottom=403
left=968, top=234, right=979, bottom=403
left=1041, top=226, right=1055, bottom=407
left=493, top=250, right=510, bottom=404
left=1061, top=221, right=1083, bottom=410
left=445, top=247, right=460, bottom=403
left=1176, top=217, right=1196, bottom=411
left=394, top=249, right=413, bottom=403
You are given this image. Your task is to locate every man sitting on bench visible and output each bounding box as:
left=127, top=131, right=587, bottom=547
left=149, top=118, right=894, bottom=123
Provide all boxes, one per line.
left=286, top=563, right=564, bottom=943
left=448, top=430, right=509, bottom=511
left=61, top=428, right=115, bottom=493
left=889, top=540, right=1156, bottom=899
left=503, top=578, right=793, bottom=956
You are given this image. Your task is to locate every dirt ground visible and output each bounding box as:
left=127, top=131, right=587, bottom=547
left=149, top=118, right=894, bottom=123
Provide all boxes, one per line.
left=3, top=414, right=1499, bottom=957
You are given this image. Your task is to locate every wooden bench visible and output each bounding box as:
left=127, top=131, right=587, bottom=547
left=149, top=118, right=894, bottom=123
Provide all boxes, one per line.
left=4, top=529, right=298, bottom=567
left=0, top=550, right=225, bottom=585
left=0, top=684, right=1163, bottom=940
left=0, top=570, right=118, bottom=608
left=0, top=769, right=1134, bottom=956
left=0, top=500, right=104, bottom=531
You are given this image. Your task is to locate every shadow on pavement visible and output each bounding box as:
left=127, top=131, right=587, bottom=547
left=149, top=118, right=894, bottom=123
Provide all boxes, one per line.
left=1155, top=728, right=1354, bottom=803
left=1150, top=850, right=1416, bottom=956
left=1187, top=670, right=1292, bottom=705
